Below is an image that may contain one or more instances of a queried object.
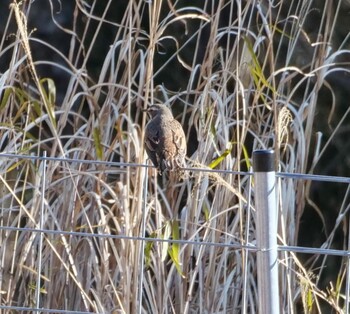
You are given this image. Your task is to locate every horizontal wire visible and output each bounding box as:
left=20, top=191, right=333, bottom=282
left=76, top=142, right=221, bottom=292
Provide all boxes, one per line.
left=1, top=225, right=349, bottom=257
left=0, top=305, right=95, bottom=314
left=0, top=225, right=255, bottom=250
left=277, top=171, right=350, bottom=184
left=1, top=152, right=350, bottom=314
left=0, top=152, right=349, bottom=183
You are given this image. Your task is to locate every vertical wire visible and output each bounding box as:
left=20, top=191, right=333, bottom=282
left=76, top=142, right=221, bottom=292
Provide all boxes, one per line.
left=35, top=151, right=46, bottom=311
left=346, top=222, right=350, bottom=314
left=242, top=170, right=252, bottom=313
left=138, top=166, right=149, bottom=314
left=344, top=185, right=350, bottom=314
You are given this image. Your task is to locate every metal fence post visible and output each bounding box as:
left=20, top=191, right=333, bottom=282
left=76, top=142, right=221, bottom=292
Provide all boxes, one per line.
left=253, top=150, right=280, bottom=314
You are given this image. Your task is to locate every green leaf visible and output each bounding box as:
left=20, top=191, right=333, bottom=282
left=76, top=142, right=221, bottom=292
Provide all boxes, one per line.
left=40, top=78, right=56, bottom=104
left=203, top=203, right=210, bottom=222
left=31, top=100, right=43, bottom=118
left=46, top=78, right=56, bottom=105
left=39, top=78, right=56, bottom=128
left=161, top=221, right=171, bottom=261
left=210, top=121, right=216, bottom=137
left=208, top=147, right=232, bottom=169
left=7, top=160, right=26, bottom=172
left=307, top=287, right=313, bottom=312
left=168, top=220, right=184, bottom=278
left=243, top=36, right=276, bottom=97
left=171, top=220, right=180, bottom=263
left=0, top=88, right=13, bottom=110
left=93, top=127, right=103, bottom=160
left=241, top=144, right=251, bottom=169
left=144, top=232, right=157, bottom=268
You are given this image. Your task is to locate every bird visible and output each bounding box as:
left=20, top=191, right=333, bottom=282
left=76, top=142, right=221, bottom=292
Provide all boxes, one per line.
left=143, top=104, right=187, bottom=175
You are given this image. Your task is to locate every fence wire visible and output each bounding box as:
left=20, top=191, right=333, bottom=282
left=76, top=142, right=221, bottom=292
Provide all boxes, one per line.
left=0, top=153, right=349, bottom=313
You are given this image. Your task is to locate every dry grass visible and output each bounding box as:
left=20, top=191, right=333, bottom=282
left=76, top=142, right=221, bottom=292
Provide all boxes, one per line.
left=0, top=0, right=350, bottom=313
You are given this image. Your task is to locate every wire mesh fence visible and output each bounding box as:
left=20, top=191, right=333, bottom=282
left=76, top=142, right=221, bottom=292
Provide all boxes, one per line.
left=2, top=1, right=350, bottom=312
left=1, top=152, right=350, bottom=313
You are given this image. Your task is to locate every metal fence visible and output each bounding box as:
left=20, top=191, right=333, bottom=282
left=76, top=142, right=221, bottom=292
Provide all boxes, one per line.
left=0, top=151, right=350, bottom=313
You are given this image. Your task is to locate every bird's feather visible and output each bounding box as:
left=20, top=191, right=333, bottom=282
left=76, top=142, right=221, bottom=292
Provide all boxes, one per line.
left=144, top=104, right=187, bottom=175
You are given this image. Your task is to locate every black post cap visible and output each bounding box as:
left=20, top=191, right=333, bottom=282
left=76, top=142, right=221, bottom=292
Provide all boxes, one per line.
left=253, top=150, right=275, bottom=172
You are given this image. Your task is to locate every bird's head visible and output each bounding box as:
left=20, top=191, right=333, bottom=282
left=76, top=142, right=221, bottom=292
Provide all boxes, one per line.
left=143, top=104, right=173, bottom=118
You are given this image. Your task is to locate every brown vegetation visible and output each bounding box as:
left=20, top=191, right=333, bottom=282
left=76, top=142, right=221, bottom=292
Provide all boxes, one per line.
left=0, top=0, right=350, bottom=313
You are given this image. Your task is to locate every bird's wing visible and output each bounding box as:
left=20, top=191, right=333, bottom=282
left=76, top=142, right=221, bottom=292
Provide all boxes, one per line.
left=171, top=120, right=187, bottom=155
left=145, top=127, right=160, bottom=152
left=144, top=122, right=163, bottom=169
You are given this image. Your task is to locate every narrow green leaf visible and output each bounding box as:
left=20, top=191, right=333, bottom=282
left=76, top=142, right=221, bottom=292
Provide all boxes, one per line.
left=93, top=127, right=103, bottom=160
left=161, top=221, right=171, bottom=261
left=32, top=100, right=42, bottom=118
left=241, top=144, right=251, bottom=169
left=208, top=147, right=232, bottom=169
left=171, top=220, right=181, bottom=263
left=203, top=203, right=210, bottom=222
left=210, top=121, right=216, bottom=137
left=307, top=288, right=313, bottom=312
left=168, top=220, right=184, bottom=277
left=7, top=160, right=26, bottom=172
left=0, top=88, right=13, bottom=110
left=243, top=36, right=275, bottom=94
left=168, top=248, right=185, bottom=278
left=46, top=78, right=56, bottom=104
left=39, top=78, right=57, bottom=128
left=13, top=86, right=28, bottom=104
left=144, top=232, right=157, bottom=268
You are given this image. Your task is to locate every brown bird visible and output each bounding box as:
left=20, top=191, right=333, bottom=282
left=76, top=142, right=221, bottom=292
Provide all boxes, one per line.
left=144, top=104, right=187, bottom=174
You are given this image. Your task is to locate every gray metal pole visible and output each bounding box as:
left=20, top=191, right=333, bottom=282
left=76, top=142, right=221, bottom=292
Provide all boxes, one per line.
left=253, top=150, right=280, bottom=314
